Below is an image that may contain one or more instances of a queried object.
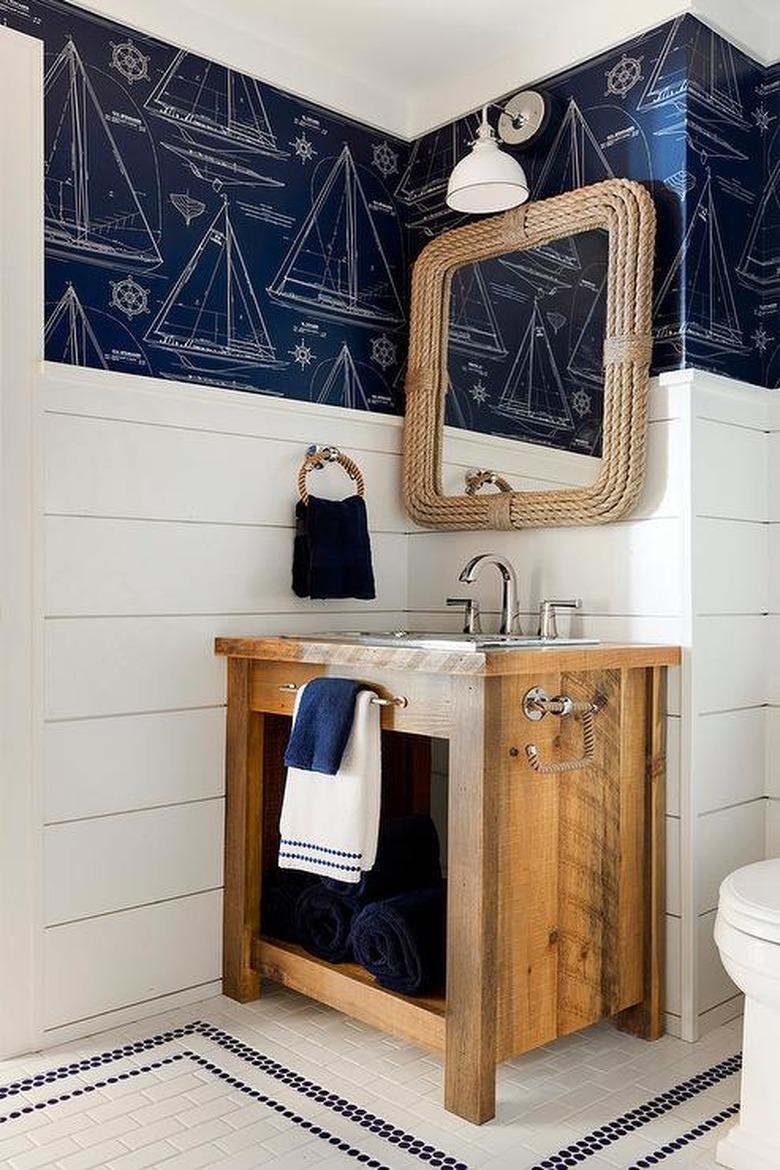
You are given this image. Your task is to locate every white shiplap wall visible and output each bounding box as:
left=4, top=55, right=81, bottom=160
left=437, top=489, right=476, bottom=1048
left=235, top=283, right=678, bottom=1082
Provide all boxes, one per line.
left=687, top=374, right=772, bottom=1036
left=37, top=356, right=608, bottom=1043
left=42, top=364, right=771, bottom=1048
left=40, top=363, right=413, bottom=1042
left=22, top=364, right=777, bottom=1050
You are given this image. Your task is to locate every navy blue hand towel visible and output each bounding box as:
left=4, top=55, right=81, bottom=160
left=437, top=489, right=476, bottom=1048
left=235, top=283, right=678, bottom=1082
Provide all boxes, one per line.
left=294, top=882, right=355, bottom=963
left=292, top=494, right=376, bottom=600
left=283, top=676, right=364, bottom=775
left=351, top=885, right=446, bottom=996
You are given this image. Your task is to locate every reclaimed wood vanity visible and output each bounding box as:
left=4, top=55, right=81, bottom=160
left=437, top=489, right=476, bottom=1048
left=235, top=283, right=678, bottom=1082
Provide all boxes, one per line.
left=215, top=634, right=680, bottom=1124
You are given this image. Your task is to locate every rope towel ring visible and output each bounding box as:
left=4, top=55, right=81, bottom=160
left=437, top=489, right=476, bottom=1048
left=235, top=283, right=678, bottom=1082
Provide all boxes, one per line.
left=297, top=445, right=366, bottom=505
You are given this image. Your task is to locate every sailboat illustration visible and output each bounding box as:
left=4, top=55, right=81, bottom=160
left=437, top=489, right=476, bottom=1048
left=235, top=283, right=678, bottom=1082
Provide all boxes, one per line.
left=498, top=254, right=575, bottom=296
left=145, top=50, right=287, bottom=158
left=394, top=118, right=478, bottom=234
left=639, top=16, right=747, bottom=126
left=492, top=301, right=574, bottom=430
left=395, top=119, right=477, bottom=206
left=169, top=191, right=206, bottom=226
left=144, top=198, right=280, bottom=368
left=637, top=17, right=690, bottom=112
left=501, top=100, right=613, bottom=276
left=654, top=173, right=745, bottom=351
left=161, top=132, right=285, bottom=191
left=737, top=159, right=780, bottom=292
left=449, top=265, right=507, bottom=358
left=534, top=100, right=614, bottom=200
left=567, top=275, right=607, bottom=385
left=445, top=379, right=473, bottom=430
left=44, top=38, right=162, bottom=268
left=653, top=114, right=747, bottom=163
left=314, top=343, right=373, bottom=410
left=45, top=285, right=109, bottom=369
left=268, top=145, right=405, bottom=327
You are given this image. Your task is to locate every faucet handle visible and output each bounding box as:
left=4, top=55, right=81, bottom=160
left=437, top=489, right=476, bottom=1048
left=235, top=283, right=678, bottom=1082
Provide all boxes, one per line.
left=446, top=597, right=482, bottom=635
left=537, top=598, right=582, bottom=640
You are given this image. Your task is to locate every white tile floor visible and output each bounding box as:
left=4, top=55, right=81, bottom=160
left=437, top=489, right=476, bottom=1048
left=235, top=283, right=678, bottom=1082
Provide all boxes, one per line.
left=0, top=986, right=742, bottom=1170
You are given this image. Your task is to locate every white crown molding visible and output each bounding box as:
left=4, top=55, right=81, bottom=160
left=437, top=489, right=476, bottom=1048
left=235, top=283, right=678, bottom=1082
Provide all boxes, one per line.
left=692, top=0, right=780, bottom=67
left=405, top=0, right=687, bottom=138
left=408, top=0, right=780, bottom=137
left=63, top=0, right=410, bottom=137
left=42, top=0, right=780, bottom=140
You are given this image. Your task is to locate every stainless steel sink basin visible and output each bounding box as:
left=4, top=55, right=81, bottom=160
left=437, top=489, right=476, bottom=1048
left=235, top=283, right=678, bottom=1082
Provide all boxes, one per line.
left=286, top=631, right=599, bottom=652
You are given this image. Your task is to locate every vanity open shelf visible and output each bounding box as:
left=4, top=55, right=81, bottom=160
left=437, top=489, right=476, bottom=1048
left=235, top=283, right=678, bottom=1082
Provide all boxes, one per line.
left=216, top=635, right=680, bottom=1125
left=256, top=937, right=447, bottom=1049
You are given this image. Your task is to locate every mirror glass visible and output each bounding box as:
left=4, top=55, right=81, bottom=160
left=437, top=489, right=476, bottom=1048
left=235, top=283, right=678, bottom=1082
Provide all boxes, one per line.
left=443, top=228, right=608, bottom=496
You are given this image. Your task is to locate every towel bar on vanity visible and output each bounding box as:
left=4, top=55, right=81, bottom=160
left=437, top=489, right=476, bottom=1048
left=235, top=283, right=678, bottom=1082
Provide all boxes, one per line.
left=278, top=682, right=408, bottom=708
left=522, top=686, right=606, bottom=775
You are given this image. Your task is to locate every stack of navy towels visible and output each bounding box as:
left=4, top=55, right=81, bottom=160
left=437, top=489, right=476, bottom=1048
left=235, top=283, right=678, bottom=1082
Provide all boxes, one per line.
left=262, top=814, right=445, bottom=996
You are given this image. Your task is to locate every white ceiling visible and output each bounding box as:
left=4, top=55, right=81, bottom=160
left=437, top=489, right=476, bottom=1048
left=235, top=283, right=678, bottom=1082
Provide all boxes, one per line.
left=185, top=0, right=498, bottom=88
left=89, top=0, right=780, bottom=137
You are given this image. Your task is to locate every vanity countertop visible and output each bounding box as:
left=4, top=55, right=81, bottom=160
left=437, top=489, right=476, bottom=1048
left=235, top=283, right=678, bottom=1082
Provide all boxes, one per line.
left=215, top=634, right=681, bottom=676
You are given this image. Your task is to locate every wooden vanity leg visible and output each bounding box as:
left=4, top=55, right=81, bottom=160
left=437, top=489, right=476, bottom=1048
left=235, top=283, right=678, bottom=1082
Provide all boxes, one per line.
left=617, top=667, right=667, bottom=1040
left=444, top=677, right=499, bottom=1124
left=223, top=658, right=263, bottom=1002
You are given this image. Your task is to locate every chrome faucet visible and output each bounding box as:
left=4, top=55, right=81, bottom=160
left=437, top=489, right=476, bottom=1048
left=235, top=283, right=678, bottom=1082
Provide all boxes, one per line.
left=458, top=553, right=522, bottom=636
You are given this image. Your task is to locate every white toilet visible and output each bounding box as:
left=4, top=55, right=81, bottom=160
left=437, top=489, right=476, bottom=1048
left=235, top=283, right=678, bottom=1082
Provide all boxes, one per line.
left=715, top=858, right=780, bottom=1170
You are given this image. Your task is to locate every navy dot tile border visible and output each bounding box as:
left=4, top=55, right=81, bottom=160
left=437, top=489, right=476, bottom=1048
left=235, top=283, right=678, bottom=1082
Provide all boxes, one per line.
left=0, top=1021, right=466, bottom=1170
left=627, top=1102, right=740, bottom=1168
left=530, top=1052, right=741, bottom=1169
left=0, top=1020, right=741, bottom=1170
left=0, top=1049, right=399, bottom=1170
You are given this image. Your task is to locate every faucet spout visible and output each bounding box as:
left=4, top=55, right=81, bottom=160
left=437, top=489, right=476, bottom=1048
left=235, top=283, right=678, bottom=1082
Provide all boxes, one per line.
left=457, top=553, right=522, bottom=636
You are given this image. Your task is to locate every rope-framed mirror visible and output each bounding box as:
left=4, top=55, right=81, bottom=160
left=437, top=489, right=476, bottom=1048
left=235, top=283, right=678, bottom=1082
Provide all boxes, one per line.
left=402, top=179, right=656, bottom=529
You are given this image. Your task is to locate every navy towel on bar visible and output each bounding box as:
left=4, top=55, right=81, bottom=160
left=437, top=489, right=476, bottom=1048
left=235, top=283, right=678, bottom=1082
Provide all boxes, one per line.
left=292, top=494, right=376, bottom=601
left=351, top=885, right=446, bottom=996
left=283, top=677, right=364, bottom=775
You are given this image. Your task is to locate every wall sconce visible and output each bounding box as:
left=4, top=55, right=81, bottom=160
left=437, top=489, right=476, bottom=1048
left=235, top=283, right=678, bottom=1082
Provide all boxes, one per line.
left=446, top=90, right=550, bottom=215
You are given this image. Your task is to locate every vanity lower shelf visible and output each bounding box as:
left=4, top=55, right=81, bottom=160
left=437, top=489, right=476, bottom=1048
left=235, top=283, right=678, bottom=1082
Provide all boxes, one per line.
left=255, top=936, right=446, bottom=1051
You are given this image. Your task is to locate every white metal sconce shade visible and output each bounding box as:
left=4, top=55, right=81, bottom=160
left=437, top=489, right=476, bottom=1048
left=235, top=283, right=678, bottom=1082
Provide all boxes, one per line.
left=446, top=108, right=529, bottom=214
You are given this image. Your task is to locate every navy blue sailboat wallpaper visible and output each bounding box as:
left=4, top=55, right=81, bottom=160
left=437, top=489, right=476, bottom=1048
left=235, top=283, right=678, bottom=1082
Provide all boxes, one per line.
left=2, top=0, right=411, bottom=412
left=1, top=0, right=779, bottom=455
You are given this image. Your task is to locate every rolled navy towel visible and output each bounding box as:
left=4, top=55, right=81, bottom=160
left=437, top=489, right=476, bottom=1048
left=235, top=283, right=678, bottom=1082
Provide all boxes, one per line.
left=294, top=881, right=355, bottom=963
left=351, top=885, right=446, bottom=996
left=261, top=869, right=317, bottom=943
left=322, top=814, right=442, bottom=904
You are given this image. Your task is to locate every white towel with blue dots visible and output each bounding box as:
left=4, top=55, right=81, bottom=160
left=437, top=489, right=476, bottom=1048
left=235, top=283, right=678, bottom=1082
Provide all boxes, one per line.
left=279, top=687, right=382, bottom=883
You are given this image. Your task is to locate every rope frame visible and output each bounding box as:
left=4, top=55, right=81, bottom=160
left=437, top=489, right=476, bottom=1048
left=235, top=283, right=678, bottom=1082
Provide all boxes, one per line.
left=402, top=179, right=656, bottom=529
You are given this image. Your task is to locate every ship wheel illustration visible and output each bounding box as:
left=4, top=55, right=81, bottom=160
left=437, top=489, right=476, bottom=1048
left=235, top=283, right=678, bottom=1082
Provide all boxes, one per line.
left=110, top=39, right=151, bottom=85
left=606, top=54, right=642, bottom=98
left=110, top=275, right=150, bottom=319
